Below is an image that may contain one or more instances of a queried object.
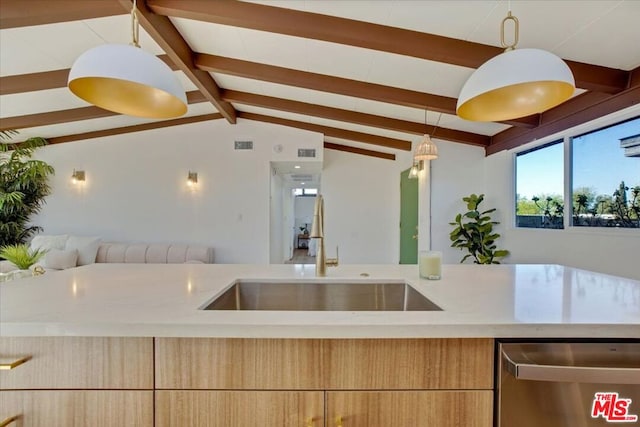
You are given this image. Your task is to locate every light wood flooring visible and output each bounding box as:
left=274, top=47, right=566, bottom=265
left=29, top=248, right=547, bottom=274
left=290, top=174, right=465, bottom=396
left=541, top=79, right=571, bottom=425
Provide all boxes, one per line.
left=285, top=249, right=316, bottom=264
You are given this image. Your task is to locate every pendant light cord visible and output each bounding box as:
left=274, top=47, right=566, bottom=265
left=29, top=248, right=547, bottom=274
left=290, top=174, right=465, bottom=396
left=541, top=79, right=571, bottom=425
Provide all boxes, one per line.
left=131, top=0, right=140, bottom=48
left=432, top=113, right=442, bottom=138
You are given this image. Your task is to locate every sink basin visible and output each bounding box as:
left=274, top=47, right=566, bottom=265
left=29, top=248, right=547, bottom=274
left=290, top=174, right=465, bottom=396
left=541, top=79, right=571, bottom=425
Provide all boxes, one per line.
left=201, top=280, right=442, bottom=311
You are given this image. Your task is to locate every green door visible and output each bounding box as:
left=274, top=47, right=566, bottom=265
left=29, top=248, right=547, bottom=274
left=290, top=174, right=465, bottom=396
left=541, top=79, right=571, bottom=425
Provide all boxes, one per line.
left=400, top=168, right=418, bottom=264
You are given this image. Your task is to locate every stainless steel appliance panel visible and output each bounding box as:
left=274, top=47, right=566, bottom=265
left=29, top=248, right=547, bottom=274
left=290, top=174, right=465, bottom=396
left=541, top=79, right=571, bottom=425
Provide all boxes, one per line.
left=498, top=342, right=640, bottom=427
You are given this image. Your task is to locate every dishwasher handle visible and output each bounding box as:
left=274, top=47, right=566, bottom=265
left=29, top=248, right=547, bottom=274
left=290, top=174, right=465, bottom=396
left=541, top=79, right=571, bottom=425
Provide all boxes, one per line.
left=502, top=348, right=640, bottom=385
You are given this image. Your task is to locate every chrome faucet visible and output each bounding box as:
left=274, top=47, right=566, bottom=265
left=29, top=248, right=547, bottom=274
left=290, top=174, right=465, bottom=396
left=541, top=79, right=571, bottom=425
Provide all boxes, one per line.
left=310, top=194, right=338, bottom=276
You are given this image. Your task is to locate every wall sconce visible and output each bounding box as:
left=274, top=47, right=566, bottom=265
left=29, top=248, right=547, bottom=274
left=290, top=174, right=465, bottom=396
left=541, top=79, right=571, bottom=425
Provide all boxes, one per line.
left=71, top=169, right=85, bottom=183
left=187, top=171, right=198, bottom=186
left=408, top=161, right=421, bottom=179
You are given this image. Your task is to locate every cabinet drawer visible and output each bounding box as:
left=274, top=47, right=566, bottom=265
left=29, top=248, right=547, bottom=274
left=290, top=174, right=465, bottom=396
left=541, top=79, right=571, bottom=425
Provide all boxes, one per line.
left=0, top=337, right=153, bottom=389
left=327, top=391, right=493, bottom=427
left=155, top=338, right=324, bottom=389
left=0, top=390, right=153, bottom=427
left=156, top=338, right=493, bottom=390
left=325, top=338, right=494, bottom=390
left=156, top=390, right=324, bottom=427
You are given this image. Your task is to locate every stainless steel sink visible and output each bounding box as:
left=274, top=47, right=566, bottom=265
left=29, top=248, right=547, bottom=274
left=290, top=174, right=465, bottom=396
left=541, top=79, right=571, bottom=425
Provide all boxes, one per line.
left=201, top=280, right=442, bottom=311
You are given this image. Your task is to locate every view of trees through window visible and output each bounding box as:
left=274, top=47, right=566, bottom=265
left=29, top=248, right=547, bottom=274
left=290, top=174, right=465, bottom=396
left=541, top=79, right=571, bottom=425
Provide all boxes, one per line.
left=516, top=116, right=640, bottom=229
left=516, top=141, right=564, bottom=229
left=572, top=117, right=639, bottom=228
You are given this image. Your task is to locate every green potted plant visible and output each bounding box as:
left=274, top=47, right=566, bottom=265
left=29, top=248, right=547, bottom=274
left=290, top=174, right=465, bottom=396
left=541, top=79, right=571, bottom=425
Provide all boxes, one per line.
left=449, top=193, right=509, bottom=264
left=0, top=244, right=47, bottom=279
left=0, top=133, right=54, bottom=249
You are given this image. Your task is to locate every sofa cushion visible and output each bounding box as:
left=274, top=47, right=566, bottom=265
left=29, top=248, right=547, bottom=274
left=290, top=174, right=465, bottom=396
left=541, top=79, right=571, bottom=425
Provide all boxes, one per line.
left=124, top=244, right=148, bottom=263
left=30, top=235, right=68, bottom=252
left=167, top=245, right=189, bottom=263
left=94, top=243, right=213, bottom=264
left=100, top=243, right=128, bottom=263
left=44, top=248, right=78, bottom=270
left=65, top=236, right=101, bottom=266
left=0, top=260, right=18, bottom=273
left=145, top=244, right=171, bottom=263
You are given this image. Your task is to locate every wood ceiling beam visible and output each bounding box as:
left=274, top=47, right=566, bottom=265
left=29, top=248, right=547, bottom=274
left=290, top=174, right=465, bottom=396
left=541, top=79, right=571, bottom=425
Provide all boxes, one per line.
left=47, top=114, right=222, bottom=145
left=238, top=112, right=412, bottom=151
left=0, top=91, right=206, bottom=131
left=0, top=69, right=70, bottom=95
left=324, top=142, right=395, bottom=161
left=487, top=83, right=640, bottom=155
left=149, top=0, right=629, bottom=94
left=223, top=90, right=489, bottom=147
left=115, top=0, right=236, bottom=124
left=0, top=0, right=126, bottom=29
left=196, top=54, right=537, bottom=128
left=0, top=55, right=180, bottom=95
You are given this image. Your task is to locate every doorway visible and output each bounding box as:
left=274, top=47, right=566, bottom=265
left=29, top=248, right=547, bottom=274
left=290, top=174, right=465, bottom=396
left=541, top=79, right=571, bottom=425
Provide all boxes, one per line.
left=400, top=167, right=418, bottom=264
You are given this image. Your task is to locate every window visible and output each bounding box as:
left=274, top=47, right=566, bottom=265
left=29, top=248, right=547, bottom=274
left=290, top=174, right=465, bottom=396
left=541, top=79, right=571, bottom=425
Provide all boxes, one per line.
left=571, top=118, right=640, bottom=228
left=293, top=188, right=318, bottom=196
left=515, top=141, right=564, bottom=229
left=515, top=116, right=640, bottom=230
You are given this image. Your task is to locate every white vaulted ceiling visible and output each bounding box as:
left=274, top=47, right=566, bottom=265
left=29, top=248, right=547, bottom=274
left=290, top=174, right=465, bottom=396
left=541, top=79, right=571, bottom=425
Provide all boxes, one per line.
left=1, top=0, right=639, bottom=160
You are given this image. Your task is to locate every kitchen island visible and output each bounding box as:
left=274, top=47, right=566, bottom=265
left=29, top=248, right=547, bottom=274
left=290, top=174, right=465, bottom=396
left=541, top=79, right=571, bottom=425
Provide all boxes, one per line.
left=1, top=264, right=638, bottom=426
left=1, top=263, right=639, bottom=338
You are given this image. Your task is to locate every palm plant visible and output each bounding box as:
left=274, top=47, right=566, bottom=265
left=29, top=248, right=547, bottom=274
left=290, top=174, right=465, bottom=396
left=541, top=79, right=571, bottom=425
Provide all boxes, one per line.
left=0, top=133, right=54, bottom=249
left=0, top=244, right=46, bottom=270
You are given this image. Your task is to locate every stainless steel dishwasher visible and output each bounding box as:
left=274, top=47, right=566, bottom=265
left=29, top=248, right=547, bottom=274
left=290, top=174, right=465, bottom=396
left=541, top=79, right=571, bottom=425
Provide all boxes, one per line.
left=498, top=342, right=640, bottom=426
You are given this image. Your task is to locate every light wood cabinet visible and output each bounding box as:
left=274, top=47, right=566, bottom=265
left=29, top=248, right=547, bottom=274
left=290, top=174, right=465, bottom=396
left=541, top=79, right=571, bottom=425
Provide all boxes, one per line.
left=155, top=338, right=324, bottom=390
left=0, top=391, right=153, bottom=427
left=156, top=390, right=324, bottom=427
left=1, top=337, right=494, bottom=425
left=155, top=338, right=494, bottom=427
left=327, top=391, right=493, bottom=427
left=324, top=338, right=493, bottom=390
left=0, top=337, right=154, bottom=427
left=0, top=337, right=153, bottom=389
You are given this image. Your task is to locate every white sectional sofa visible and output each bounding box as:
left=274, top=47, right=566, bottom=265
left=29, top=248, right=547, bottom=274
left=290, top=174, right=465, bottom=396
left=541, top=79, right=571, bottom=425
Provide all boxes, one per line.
left=1, top=235, right=214, bottom=274
left=95, top=242, right=214, bottom=264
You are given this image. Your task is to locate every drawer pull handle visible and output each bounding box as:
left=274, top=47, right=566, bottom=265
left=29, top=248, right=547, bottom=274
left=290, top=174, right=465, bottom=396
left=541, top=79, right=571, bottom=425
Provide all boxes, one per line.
left=0, top=415, right=20, bottom=427
left=335, top=416, right=343, bottom=427
left=305, top=417, right=313, bottom=427
left=0, top=356, right=31, bottom=370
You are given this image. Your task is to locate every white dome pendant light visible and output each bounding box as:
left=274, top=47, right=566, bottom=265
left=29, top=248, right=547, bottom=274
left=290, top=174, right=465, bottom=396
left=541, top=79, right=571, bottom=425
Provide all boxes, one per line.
left=456, top=9, right=575, bottom=122
left=68, top=0, right=187, bottom=119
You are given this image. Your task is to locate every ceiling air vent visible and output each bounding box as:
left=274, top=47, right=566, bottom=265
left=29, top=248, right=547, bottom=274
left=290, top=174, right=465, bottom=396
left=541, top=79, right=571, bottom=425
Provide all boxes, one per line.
left=291, top=174, right=313, bottom=181
left=297, top=148, right=316, bottom=158
left=234, top=140, right=253, bottom=150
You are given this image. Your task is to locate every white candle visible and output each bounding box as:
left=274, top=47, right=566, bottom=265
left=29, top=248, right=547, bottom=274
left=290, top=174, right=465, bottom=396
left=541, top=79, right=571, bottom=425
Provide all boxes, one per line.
left=419, top=251, right=442, bottom=280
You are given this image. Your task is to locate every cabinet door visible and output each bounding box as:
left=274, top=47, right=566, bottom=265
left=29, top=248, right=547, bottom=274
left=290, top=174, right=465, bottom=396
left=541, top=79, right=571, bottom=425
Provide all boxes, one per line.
left=325, top=338, right=493, bottom=390
left=0, top=390, right=153, bottom=427
left=327, top=391, right=493, bottom=427
left=156, top=390, right=324, bottom=427
left=155, top=338, right=324, bottom=389
left=0, top=337, right=153, bottom=389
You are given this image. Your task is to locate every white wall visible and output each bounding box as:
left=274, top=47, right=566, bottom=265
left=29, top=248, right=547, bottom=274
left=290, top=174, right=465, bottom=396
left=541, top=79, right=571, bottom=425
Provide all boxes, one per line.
left=430, top=141, right=488, bottom=264
left=269, top=171, right=284, bottom=264
left=29, top=108, right=637, bottom=276
left=33, top=119, right=323, bottom=264
left=485, top=130, right=640, bottom=281
left=321, top=148, right=413, bottom=264
left=282, top=188, right=295, bottom=261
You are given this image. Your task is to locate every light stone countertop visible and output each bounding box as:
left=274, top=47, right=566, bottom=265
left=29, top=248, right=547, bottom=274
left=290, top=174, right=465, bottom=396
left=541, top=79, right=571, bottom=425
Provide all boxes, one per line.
left=1, top=263, right=638, bottom=338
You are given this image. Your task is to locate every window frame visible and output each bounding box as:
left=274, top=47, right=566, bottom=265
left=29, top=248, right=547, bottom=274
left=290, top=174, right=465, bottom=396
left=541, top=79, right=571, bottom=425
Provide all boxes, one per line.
left=512, top=106, right=640, bottom=235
